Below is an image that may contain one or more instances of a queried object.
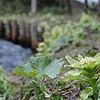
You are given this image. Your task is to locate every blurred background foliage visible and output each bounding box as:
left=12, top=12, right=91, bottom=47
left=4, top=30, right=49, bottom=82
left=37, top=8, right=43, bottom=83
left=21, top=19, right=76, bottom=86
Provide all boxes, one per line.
left=0, top=0, right=31, bottom=14
left=0, top=0, right=91, bottom=15
left=0, top=0, right=60, bottom=15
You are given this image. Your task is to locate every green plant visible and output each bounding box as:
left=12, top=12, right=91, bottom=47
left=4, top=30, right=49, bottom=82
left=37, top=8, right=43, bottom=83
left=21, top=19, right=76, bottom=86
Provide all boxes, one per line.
left=60, top=52, right=100, bottom=100
left=36, top=42, right=53, bottom=56
left=0, top=65, right=13, bottom=100
left=13, top=56, right=64, bottom=99
left=90, top=21, right=100, bottom=33
left=79, top=13, right=92, bottom=25
left=39, top=21, right=51, bottom=31
left=37, top=19, right=87, bottom=56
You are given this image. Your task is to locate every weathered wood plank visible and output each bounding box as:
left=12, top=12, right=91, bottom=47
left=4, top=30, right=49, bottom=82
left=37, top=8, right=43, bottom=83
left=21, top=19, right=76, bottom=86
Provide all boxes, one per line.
left=19, top=21, right=25, bottom=45
left=11, top=20, right=18, bottom=42
left=25, top=23, right=31, bottom=46
left=0, top=20, right=5, bottom=38
left=30, top=23, right=38, bottom=49
left=5, top=20, right=12, bottom=40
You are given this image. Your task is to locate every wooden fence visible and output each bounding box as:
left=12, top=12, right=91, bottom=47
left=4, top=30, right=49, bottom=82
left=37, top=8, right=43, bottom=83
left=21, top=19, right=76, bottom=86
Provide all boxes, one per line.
left=0, top=20, right=44, bottom=49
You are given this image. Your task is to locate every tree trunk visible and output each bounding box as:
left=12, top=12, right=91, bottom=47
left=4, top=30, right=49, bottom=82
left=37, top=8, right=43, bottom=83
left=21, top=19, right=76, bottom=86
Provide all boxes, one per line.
left=66, top=0, right=72, bottom=14
left=85, top=0, right=89, bottom=13
left=31, top=0, right=37, bottom=14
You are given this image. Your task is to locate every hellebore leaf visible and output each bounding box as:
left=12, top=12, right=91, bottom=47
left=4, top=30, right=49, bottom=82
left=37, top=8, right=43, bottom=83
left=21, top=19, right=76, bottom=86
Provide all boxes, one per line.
left=13, top=62, right=38, bottom=78
left=14, top=56, right=64, bottom=79
left=30, top=56, right=64, bottom=78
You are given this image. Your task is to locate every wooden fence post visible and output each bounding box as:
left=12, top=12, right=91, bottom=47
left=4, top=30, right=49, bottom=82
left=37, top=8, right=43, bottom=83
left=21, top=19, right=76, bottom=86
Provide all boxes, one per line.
left=0, top=20, right=5, bottom=38
left=19, top=21, right=25, bottom=45
left=11, top=20, right=18, bottom=43
left=25, top=23, right=31, bottom=47
left=5, top=20, right=12, bottom=40
left=30, top=23, right=38, bottom=49
left=0, top=20, right=3, bottom=38
left=0, top=19, right=44, bottom=50
left=8, top=20, right=12, bottom=40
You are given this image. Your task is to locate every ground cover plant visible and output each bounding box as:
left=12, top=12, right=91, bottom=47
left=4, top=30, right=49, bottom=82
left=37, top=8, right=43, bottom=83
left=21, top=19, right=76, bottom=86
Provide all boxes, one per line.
left=12, top=52, right=100, bottom=100
left=13, top=56, right=64, bottom=99
left=61, top=52, right=100, bottom=100
left=37, top=13, right=100, bottom=57
left=0, top=65, right=13, bottom=100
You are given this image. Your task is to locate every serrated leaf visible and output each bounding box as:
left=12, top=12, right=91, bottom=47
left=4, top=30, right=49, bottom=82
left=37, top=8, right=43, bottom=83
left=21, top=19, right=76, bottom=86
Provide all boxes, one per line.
left=14, top=56, right=64, bottom=79
left=30, top=56, right=64, bottom=78
left=13, top=62, right=38, bottom=77
left=29, top=56, right=51, bottom=71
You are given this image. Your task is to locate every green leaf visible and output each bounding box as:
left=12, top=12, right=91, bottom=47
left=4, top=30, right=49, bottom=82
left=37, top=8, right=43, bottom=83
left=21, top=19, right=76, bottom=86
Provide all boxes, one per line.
left=22, top=93, right=30, bottom=100
left=29, top=56, right=51, bottom=71
left=60, top=75, right=80, bottom=84
left=60, top=70, right=89, bottom=84
left=94, top=52, right=100, bottom=64
left=13, top=62, right=38, bottom=78
left=52, top=34, right=69, bottom=52
left=51, top=92, right=63, bottom=100
left=30, top=56, right=64, bottom=78
left=32, top=80, right=46, bottom=100
left=67, top=70, right=81, bottom=76
left=0, top=65, right=13, bottom=99
left=80, top=87, right=93, bottom=100
left=4, top=85, right=14, bottom=100
left=79, top=97, right=93, bottom=100
left=97, top=78, right=100, bottom=100
left=40, top=82, right=50, bottom=94
left=78, top=54, right=83, bottom=61
left=65, top=56, right=81, bottom=69
left=14, top=56, right=64, bottom=79
left=65, top=55, right=78, bottom=64
left=60, top=70, right=81, bottom=84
